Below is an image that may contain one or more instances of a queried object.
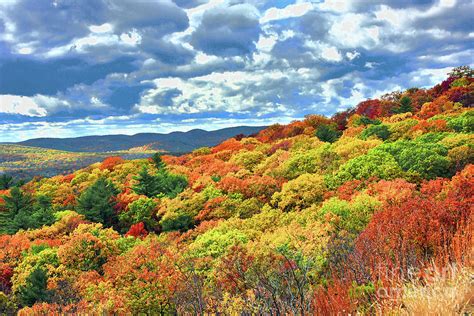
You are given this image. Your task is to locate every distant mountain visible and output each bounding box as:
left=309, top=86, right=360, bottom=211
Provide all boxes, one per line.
left=11, top=126, right=267, bottom=153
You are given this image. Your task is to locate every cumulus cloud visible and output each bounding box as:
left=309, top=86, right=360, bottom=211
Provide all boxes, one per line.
left=0, top=0, right=472, bottom=142
left=190, top=3, right=261, bottom=56
left=260, top=2, right=314, bottom=24
left=0, top=95, right=48, bottom=117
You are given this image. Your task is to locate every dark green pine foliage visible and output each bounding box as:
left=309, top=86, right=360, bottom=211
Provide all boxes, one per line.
left=360, top=124, right=391, bottom=141
left=0, top=174, right=14, bottom=190
left=155, top=171, right=188, bottom=199
left=0, top=187, right=34, bottom=234
left=151, top=153, right=166, bottom=170
left=18, top=268, right=51, bottom=307
left=0, top=189, right=56, bottom=235
left=133, top=166, right=160, bottom=197
left=393, top=96, right=413, bottom=114
left=133, top=161, right=188, bottom=199
left=315, top=124, right=342, bottom=143
left=31, top=195, right=55, bottom=228
left=76, top=177, right=119, bottom=227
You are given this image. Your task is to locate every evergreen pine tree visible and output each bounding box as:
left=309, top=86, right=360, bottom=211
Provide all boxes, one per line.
left=31, top=195, right=55, bottom=228
left=132, top=166, right=159, bottom=197
left=18, top=268, right=51, bottom=307
left=393, top=96, right=413, bottom=114
left=151, top=153, right=166, bottom=170
left=315, top=124, right=342, bottom=143
left=0, top=174, right=14, bottom=190
left=76, top=177, right=118, bottom=227
left=0, top=187, right=34, bottom=234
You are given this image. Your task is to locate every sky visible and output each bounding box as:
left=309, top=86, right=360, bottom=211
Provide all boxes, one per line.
left=0, top=0, right=473, bottom=142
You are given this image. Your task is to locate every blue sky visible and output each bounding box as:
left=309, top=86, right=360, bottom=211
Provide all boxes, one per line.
left=0, top=0, right=472, bottom=142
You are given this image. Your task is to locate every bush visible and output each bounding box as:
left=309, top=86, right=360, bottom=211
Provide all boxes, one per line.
left=447, top=111, right=474, bottom=133
left=333, top=150, right=403, bottom=185
left=315, top=124, right=342, bottom=143
left=360, top=124, right=391, bottom=140
left=160, top=211, right=194, bottom=232
left=375, top=141, right=450, bottom=179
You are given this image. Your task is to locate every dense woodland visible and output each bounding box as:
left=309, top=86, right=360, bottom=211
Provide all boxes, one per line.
left=0, top=145, right=155, bottom=181
left=0, top=66, right=473, bottom=314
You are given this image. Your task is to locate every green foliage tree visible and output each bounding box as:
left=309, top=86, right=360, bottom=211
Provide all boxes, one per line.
left=280, top=144, right=339, bottom=179
left=0, top=187, right=34, bottom=234
left=119, top=197, right=158, bottom=232
left=76, top=177, right=119, bottom=227
left=133, top=165, right=188, bottom=199
left=155, top=172, right=188, bottom=199
left=333, top=150, right=403, bottom=186
left=447, top=111, right=474, bottom=133
left=17, top=268, right=51, bottom=307
left=31, top=195, right=55, bottom=228
left=393, top=96, right=412, bottom=114
left=0, top=174, right=14, bottom=190
left=133, top=166, right=159, bottom=197
left=360, top=124, right=391, bottom=140
left=448, top=65, right=473, bottom=78
left=151, top=153, right=166, bottom=170
left=352, top=116, right=381, bottom=127
left=0, top=189, right=56, bottom=234
left=375, top=140, right=450, bottom=179
left=160, top=211, right=194, bottom=232
left=315, top=124, right=342, bottom=143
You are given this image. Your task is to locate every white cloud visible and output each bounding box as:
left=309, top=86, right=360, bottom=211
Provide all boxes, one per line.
left=329, top=13, right=380, bottom=49
left=305, top=40, right=343, bottom=62
left=260, top=2, right=313, bottom=24
left=321, top=45, right=342, bottom=62
left=0, top=95, right=47, bottom=117
left=346, top=50, right=360, bottom=60
left=136, top=69, right=304, bottom=115
left=18, top=47, right=33, bottom=54
left=256, top=34, right=278, bottom=52
left=317, top=0, right=351, bottom=13
left=120, top=30, right=142, bottom=45
left=89, top=23, right=113, bottom=33
left=194, top=51, right=219, bottom=64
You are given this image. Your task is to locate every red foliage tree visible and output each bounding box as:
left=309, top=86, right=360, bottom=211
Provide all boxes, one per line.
left=0, top=263, right=13, bottom=293
left=355, top=99, right=383, bottom=119
left=125, top=222, right=148, bottom=238
left=211, top=139, right=245, bottom=153
left=62, top=174, right=75, bottom=183
left=355, top=165, right=473, bottom=278
left=411, top=119, right=449, bottom=133
left=100, top=156, right=125, bottom=171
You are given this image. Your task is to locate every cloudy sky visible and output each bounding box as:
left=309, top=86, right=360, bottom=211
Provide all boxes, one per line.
left=0, top=0, right=472, bottom=142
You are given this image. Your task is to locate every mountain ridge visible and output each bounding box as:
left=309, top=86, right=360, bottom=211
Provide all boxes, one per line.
left=7, top=125, right=267, bottom=153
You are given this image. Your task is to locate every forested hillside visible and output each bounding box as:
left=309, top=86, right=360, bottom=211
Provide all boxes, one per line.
left=0, top=145, right=154, bottom=181
left=0, top=67, right=472, bottom=314
left=13, top=126, right=266, bottom=153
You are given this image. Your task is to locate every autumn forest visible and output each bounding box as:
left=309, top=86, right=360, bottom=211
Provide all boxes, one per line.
left=0, top=66, right=473, bottom=314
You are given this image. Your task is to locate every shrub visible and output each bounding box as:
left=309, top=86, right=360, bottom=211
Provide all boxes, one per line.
left=360, top=124, right=391, bottom=140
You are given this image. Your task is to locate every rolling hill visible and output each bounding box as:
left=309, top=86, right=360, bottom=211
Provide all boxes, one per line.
left=10, top=126, right=267, bottom=153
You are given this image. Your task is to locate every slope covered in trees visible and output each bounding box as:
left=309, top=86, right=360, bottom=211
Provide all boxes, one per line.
left=0, top=67, right=473, bottom=314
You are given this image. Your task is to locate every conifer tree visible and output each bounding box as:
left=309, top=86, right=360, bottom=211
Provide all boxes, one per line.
left=0, top=174, right=14, bottom=190
left=133, top=166, right=159, bottom=197
left=18, top=268, right=51, bottom=307
left=0, top=187, right=34, bottom=234
left=393, top=95, right=413, bottom=114
left=152, top=153, right=166, bottom=170
left=76, top=177, right=118, bottom=227
left=31, top=195, right=55, bottom=228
